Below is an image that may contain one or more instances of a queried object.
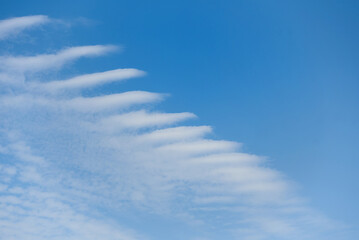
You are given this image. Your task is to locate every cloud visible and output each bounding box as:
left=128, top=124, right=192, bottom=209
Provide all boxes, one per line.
left=137, top=126, right=212, bottom=143
left=0, top=15, right=346, bottom=240
left=0, top=45, right=118, bottom=73
left=155, top=139, right=240, bottom=156
left=0, top=134, right=141, bottom=240
left=41, top=68, right=145, bottom=92
left=0, top=15, right=49, bottom=40
left=100, top=110, right=196, bottom=131
left=66, top=91, right=164, bottom=112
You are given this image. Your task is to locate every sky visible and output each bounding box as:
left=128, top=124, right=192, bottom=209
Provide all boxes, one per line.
left=0, top=1, right=358, bottom=240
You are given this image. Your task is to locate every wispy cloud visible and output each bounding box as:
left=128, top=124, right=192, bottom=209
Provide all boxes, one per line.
left=66, top=91, right=164, bottom=112
left=0, top=15, right=346, bottom=240
left=0, top=133, right=141, bottom=240
left=138, top=126, right=212, bottom=143
left=41, top=68, right=145, bottom=92
left=0, top=15, right=49, bottom=40
left=100, top=110, right=196, bottom=130
left=0, top=45, right=117, bottom=73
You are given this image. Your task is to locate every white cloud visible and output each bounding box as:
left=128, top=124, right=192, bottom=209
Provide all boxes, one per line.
left=66, top=91, right=164, bottom=112
left=0, top=133, right=141, bottom=240
left=137, top=126, right=212, bottom=143
left=100, top=110, right=196, bottom=131
left=155, top=139, right=240, bottom=156
left=0, top=15, right=49, bottom=40
left=0, top=15, right=345, bottom=240
left=0, top=45, right=117, bottom=73
left=187, top=152, right=262, bottom=165
left=42, top=68, right=146, bottom=92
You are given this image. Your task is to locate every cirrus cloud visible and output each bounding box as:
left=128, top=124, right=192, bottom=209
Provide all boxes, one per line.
left=0, top=15, right=347, bottom=240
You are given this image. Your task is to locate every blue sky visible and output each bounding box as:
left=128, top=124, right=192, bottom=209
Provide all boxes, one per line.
left=0, top=1, right=358, bottom=239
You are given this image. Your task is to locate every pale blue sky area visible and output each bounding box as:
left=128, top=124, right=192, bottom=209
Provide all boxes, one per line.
left=0, top=1, right=358, bottom=240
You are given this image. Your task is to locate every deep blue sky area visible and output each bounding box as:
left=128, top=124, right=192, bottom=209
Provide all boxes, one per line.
left=1, top=0, right=358, bottom=233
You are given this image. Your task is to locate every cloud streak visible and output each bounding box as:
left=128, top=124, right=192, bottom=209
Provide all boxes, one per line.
left=100, top=110, right=196, bottom=130
left=66, top=91, right=163, bottom=112
left=42, top=68, right=145, bottom=92
left=0, top=15, right=49, bottom=40
left=0, top=45, right=117, bottom=73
